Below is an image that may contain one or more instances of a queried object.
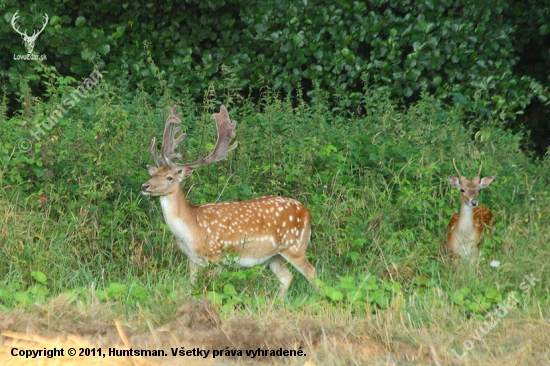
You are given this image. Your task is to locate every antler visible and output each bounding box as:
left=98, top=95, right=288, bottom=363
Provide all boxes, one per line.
left=476, top=161, right=483, bottom=177
left=169, top=105, right=238, bottom=170
left=149, top=105, right=186, bottom=167
left=11, top=11, right=27, bottom=37
left=452, top=158, right=463, bottom=177
left=452, top=158, right=484, bottom=178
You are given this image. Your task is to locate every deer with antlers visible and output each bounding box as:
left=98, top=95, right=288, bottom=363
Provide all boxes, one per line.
left=11, top=11, right=49, bottom=54
left=446, top=159, right=495, bottom=263
left=141, top=105, right=316, bottom=296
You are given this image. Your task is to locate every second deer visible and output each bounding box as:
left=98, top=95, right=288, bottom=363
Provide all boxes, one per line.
left=141, top=105, right=316, bottom=297
left=447, top=159, right=495, bottom=263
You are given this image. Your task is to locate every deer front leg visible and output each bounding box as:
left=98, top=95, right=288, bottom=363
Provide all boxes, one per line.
left=268, top=257, right=294, bottom=299
left=189, top=260, right=198, bottom=283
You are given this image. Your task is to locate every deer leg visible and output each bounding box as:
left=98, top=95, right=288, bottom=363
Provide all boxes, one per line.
left=268, top=257, right=293, bottom=298
left=189, top=260, right=198, bottom=283
left=280, top=251, right=316, bottom=283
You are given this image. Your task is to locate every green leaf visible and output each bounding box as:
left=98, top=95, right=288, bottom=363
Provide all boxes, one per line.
left=130, top=285, right=147, bottom=301
left=207, top=291, right=223, bottom=305
left=75, top=16, right=86, bottom=26
left=81, top=49, right=96, bottom=60
left=469, top=302, right=483, bottom=313
left=28, top=284, right=48, bottom=302
left=485, top=288, right=499, bottom=300
left=347, top=290, right=364, bottom=302
left=223, top=284, right=237, bottom=296
left=0, top=289, right=13, bottom=300
left=451, top=293, right=464, bottom=305
left=14, top=292, right=31, bottom=307
left=327, top=289, right=343, bottom=302
left=96, top=290, right=107, bottom=301
left=312, top=278, right=325, bottom=288
left=106, top=283, right=126, bottom=299
left=31, top=271, right=47, bottom=285
left=346, top=251, right=360, bottom=261
left=375, top=294, right=388, bottom=308
left=365, top=283, right=378, bottom=291
left=98, top=44, right=110, bottom=55
left=391, top=282, right=402, bottom=292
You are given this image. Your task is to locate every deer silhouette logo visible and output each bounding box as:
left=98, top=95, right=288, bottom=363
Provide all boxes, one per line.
left=11, top=11, right=49, bottom=54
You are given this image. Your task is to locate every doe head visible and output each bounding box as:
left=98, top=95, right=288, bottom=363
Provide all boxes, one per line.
left=448, top=158, right=494, bottom=207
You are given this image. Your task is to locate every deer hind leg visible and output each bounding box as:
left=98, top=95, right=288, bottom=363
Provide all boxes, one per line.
left=268, top=257, right=293, bottom=298
left=281, top=251, right=316, bottom=283
left=281, top=225, right=316, bottom=282
left=280, top=235, right=316, bottom=284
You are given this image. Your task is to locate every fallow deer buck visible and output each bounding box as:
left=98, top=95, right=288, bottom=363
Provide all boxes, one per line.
left=447, top=159, right=495, bottom=263
left=141, top=105, right=316, bottom=296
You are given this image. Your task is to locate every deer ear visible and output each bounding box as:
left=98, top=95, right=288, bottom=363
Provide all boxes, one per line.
left=479, top=176, right=494, bottom=189
left=448, top=176, right=461, bottom=190
left=177, top=167, right=194, bottom=182
left=147, top=165, right=158, bottom=176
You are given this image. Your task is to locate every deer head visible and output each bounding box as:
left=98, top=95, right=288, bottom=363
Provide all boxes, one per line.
left=448, top=158, right=494, bottom=207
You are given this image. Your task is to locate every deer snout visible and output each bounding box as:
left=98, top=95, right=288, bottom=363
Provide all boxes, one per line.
left=141, top=183, right=151, bottom=192
left=470, top=199, right=478, bottom=207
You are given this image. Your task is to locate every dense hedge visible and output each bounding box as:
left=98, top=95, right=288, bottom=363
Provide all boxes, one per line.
left=1, top=1, right=549, bottom=141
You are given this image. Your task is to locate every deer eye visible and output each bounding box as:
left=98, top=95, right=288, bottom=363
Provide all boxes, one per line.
left=460, top=189, right=465, bottom=193
left=167, top=176, right=173, bottom=181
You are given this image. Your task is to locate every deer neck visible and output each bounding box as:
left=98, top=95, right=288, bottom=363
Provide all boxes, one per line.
left=158, top=186, right=198, bottom=246
left=455, top=202, right=478, bottom=258
left=457, top=202, right=476, bottom=232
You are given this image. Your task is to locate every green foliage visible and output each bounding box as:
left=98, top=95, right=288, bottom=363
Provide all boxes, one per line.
left=451, top=286, right=504, bottom=319
left=1, top=0, right=548, bottom=124
left=0, top=271, right=49, bottom=309
left=312, top=274, right=403, bottom=311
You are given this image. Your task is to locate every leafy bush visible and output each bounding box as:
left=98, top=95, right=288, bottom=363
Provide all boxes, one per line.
left=1, top=0, right=548, bottom=122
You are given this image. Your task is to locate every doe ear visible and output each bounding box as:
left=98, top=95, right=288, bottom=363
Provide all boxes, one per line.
left=147, top=165, right=158, bottom=176
left=479, top=176, right=494, bottom=189
left=448, top=176, right=461, bottom=190
left=177, top=167, right=194, bottom=182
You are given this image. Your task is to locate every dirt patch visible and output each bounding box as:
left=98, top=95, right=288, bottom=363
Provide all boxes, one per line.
left=1, top=299, right=429, bottom=365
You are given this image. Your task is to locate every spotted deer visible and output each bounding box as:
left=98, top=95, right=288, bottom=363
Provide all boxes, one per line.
left=141, top=105, right=316, bottom=296
left=447, top=159, right=495, bottom=263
